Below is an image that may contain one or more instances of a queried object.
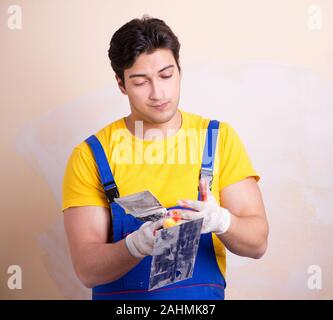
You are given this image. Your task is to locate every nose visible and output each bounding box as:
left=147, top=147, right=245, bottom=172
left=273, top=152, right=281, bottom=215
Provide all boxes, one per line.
left=149, top=79, right=165, bottom=101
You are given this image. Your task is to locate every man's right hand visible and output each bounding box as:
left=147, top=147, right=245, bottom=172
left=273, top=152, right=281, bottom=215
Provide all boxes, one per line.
left=125, top=220, right=163, bottom=259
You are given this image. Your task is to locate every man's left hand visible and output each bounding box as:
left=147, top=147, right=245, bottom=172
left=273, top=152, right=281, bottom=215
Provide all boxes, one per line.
left=178, top=178, right=231, bottom=234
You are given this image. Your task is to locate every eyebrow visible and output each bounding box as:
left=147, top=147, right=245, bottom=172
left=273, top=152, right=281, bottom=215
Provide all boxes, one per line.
left=129, top=64, right=175, bottom=79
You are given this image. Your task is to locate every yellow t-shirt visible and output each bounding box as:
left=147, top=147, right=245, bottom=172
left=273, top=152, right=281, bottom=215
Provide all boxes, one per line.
left=62, top=109, right=260, bottom=278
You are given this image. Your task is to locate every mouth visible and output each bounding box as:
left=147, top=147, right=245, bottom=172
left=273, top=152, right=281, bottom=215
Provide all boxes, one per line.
left=150, top=101, right=169, bottom=110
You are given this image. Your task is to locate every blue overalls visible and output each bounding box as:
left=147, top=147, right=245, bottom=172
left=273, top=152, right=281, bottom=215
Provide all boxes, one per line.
left=85, top=119, right=226, bottom=300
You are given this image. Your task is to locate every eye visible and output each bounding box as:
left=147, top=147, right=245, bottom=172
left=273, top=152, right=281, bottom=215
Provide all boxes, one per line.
left=134, top=81, right=146, bottom=86
left=161, top=74, right=172, bottom=79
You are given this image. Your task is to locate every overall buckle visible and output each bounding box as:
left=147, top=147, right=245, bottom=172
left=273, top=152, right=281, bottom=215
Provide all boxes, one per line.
left=104, top=182, right=119, bottom=203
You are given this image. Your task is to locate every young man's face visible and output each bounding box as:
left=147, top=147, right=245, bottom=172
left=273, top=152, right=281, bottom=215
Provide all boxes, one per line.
left=116, top=48, right=181, bottom=124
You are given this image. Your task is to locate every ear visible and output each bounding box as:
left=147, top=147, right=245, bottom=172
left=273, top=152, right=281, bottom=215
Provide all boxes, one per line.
left=115, top=74, right=128, bottom=95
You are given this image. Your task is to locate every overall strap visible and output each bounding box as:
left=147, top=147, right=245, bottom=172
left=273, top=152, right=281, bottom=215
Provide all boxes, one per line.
left=200, top=120, right=220, bottom=192
left=85, top=135, right=119, bottom=203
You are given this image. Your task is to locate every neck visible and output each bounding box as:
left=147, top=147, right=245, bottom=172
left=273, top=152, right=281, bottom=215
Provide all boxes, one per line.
left=125, top=110, right=182, bottom=141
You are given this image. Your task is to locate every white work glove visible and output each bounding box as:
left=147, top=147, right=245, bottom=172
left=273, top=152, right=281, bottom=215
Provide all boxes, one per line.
left=125, top=220, right=163, bottom=259
left=178, top=178, right=231, bottom=235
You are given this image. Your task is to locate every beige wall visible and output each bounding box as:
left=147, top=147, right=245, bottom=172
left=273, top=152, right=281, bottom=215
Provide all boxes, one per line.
left=1, top=0, right=332, bottom=299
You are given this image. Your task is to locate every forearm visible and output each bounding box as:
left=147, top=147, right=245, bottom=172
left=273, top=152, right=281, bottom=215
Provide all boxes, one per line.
left=217, top=213, right=268, bottom=259
left=72, top=239, right=141, bottom=288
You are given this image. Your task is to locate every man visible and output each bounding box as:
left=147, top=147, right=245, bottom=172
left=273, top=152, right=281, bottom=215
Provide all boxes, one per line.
left=62, top=15, right=269, bottom=300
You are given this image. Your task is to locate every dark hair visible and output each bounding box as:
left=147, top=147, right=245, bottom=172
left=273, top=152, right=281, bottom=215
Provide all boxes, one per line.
left=108, top=15, right=181, bottom=88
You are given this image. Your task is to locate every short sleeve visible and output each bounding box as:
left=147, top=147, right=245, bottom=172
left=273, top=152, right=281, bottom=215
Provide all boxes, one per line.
left=62, top=147, right=109, bottom=211
left=218, top=123, right=260, bottom=191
